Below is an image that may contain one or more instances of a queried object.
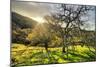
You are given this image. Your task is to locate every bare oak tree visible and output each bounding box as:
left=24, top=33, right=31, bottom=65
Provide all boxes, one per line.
left=45, top=4, right=94, bottom=54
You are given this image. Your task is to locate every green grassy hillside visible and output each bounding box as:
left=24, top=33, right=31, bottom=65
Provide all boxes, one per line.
left=11, top=43, right=96, bottom=67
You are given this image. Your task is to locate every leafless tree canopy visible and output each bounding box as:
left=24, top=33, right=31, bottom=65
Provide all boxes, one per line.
left=44, top=4, right=95, bottom=53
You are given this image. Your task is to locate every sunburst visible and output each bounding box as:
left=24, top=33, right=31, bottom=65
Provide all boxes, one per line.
left=32, top=17, right=45, bottom=24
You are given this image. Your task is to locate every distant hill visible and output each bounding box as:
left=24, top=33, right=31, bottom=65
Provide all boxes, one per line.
left=12, top=12, right=37, bottom=29
left=11, top=12, right=38, bottom=44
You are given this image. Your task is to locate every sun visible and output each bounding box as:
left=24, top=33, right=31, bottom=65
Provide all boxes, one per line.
left=32, top=17, right=45, bottom=24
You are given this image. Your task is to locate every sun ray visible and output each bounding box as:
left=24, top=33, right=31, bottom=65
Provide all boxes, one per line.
left=31, top=17, right=45, bottom=24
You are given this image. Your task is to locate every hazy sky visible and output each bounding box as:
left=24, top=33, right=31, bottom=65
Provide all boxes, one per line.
left=11, top=1, right=57, bottom=18
left=11, top=1, right=96, bottom=30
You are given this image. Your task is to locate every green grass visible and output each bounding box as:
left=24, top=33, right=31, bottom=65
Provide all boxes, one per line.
left=11, top=43, right=96, bottom=67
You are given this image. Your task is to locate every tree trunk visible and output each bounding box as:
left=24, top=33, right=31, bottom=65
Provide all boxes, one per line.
left=62, top=46, right=66, bottom=53
left=66, top=45, right=69, bottom=58
left=72, top=45, right=75, bottom=54
left=62, top=35, right=66, bottom=53
left=45, top=42, right=48, bottom=52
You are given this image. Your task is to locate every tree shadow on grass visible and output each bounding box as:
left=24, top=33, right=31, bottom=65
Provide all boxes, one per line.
left=68, top=51, right=96, bottom=62
left=83, top=51, right=96, bottom=61
left=11, top=50, right=96, bottom=67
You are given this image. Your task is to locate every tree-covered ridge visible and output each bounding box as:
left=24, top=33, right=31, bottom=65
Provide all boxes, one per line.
left=12, top=12, right=37, bottom=44
left=12, top=12, right=37, bottom=29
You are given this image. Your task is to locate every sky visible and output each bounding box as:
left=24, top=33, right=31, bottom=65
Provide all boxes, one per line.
left=11, top=1, right=96, bottom=30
